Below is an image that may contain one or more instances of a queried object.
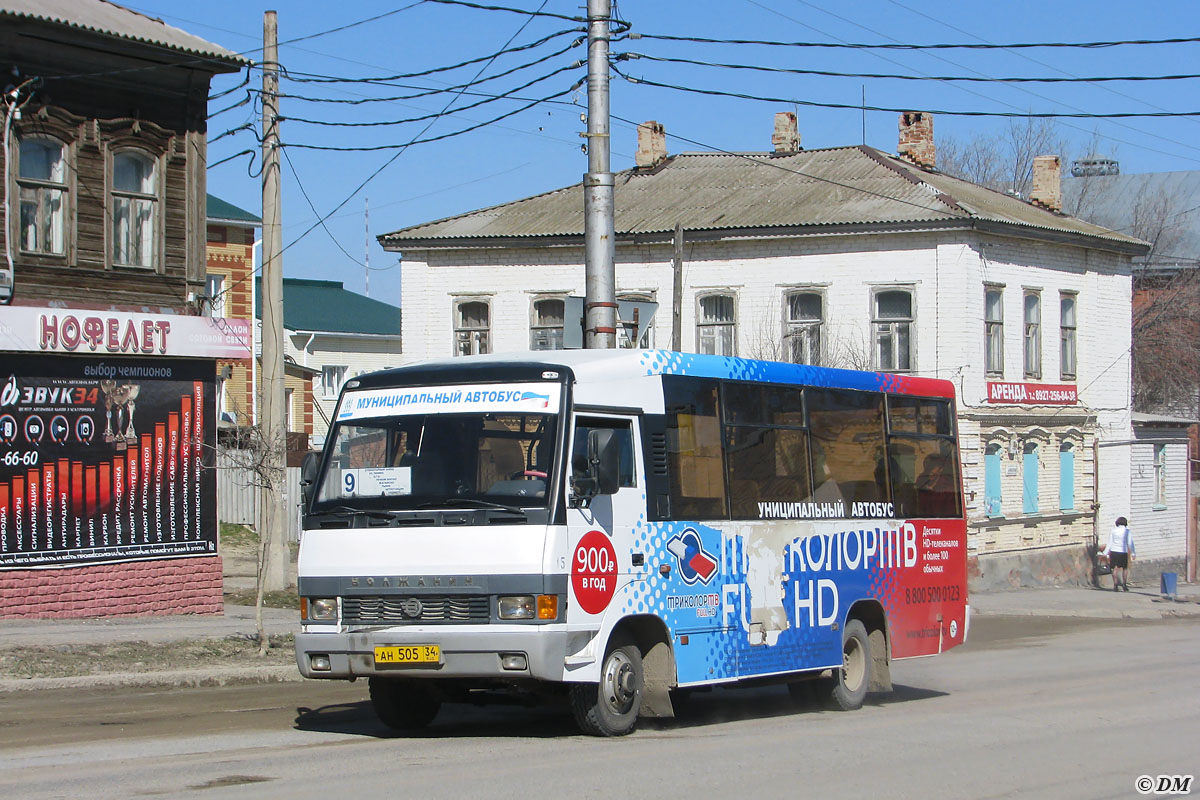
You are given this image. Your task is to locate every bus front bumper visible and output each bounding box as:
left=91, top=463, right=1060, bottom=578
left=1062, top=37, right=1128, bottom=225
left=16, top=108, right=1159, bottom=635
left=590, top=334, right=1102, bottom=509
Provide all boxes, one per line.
left=295, top=625, right=574, bottom=682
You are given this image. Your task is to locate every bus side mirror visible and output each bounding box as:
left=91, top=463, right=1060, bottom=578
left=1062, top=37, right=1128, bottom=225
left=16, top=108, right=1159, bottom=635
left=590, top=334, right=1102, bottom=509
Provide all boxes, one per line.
left=572, top=429, right=620, bottom=504
left=590, top=429, right=620, bottom=496
left=300, top=450, right=320, bottom=508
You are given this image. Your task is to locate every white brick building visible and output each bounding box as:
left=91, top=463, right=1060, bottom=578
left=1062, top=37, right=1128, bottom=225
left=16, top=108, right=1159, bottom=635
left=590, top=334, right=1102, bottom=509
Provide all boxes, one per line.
left=381, top=113, right=1156, bottom=586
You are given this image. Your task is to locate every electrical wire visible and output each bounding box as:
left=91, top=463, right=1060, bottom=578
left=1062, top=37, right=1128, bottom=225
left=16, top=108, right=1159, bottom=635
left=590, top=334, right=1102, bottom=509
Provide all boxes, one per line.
left=629, top=31, right=1200, bottom=50
left=279, top=64, right=580, bottom=127
left=618, top=52, right=1200, bottom=84
left=274, top=38, right=582, bottom=101
left=282, top=29, right=581, bottom=84
left=280, top=83, right=580, bottom=150
left=612, top=65, right=1200, bottom=119
left=281, top=144, right=367, bottom=268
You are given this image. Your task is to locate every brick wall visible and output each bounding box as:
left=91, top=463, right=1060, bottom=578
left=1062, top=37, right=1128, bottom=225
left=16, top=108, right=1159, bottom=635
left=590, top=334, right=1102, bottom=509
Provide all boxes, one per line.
left=0, top=556, right=223, bottom=618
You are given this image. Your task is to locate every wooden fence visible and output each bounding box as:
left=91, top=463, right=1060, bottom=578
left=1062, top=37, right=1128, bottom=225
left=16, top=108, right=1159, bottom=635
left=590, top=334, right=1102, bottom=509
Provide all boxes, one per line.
left=215, top=449, right=302, bottom=542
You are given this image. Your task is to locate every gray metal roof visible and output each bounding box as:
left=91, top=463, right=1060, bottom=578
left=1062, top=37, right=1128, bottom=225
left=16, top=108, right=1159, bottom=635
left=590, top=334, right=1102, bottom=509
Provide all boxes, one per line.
left=1064, top=171, right=1200, bottom=264
left=381, top=146, right=1148, bottom=253
left=0, top=0, right=246, bottom=68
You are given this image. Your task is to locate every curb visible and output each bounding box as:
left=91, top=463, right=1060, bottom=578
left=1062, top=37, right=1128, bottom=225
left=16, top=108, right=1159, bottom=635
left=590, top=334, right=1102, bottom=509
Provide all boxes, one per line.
left=0, top=665, right=304, bottom=693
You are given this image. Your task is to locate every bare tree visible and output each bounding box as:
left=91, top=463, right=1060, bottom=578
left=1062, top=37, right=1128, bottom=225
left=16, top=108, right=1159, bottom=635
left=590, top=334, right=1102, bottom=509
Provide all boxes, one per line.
left=939, top=118, right=1073, bottom=197
left=214, top=395, right=289, bottom=657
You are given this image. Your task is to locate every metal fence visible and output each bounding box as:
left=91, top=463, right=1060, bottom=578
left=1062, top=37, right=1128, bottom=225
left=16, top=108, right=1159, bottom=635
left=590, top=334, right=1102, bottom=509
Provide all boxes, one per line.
left=215, top=449, right=302, bottom=542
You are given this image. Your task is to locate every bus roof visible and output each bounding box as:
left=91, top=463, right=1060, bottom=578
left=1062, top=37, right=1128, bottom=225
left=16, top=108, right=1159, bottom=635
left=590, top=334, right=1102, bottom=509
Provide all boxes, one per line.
left=353, top=350, right=956, bottom=408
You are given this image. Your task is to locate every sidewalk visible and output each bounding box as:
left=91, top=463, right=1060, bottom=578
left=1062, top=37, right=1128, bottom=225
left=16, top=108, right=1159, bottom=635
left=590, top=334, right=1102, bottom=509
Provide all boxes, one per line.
left=969, top=582, right=1200, bottom=620
left=0, top=576, right=1197, bottom=693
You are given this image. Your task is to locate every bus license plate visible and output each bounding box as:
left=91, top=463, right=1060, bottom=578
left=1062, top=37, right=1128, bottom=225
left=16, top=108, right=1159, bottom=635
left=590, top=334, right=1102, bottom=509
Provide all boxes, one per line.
left=374, top=645, right=441, bottom=666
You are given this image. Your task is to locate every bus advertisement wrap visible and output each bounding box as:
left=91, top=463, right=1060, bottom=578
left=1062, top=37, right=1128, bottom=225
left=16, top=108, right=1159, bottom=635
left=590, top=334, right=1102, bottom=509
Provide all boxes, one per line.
left=612, top=516, right=967, bottom=685
left=0, top=355, right=216, bottom=569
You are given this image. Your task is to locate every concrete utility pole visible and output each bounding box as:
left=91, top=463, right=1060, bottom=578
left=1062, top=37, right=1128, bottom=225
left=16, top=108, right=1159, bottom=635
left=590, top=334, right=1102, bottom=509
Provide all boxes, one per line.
left=259, top=10, right=288, bottom=591
left=583, top=0, right=616, bottom=349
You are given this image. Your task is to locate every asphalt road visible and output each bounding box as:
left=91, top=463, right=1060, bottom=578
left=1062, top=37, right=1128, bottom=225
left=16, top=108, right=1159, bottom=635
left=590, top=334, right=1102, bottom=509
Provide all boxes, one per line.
left=2, top=616, right=1197, bottom=800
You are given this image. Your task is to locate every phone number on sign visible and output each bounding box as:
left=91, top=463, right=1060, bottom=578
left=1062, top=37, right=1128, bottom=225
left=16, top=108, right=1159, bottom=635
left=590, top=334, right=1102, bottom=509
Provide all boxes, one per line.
left=905, top=585, right=962, bottom=604
left=1, top=451, right=40, bottom=467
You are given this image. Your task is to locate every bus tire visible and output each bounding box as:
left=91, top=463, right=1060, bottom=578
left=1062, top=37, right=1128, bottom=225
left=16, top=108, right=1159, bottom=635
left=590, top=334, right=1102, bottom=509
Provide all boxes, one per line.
left=368, top=677, right=441, bottom=730
left=829, top=619, right=870, bottom=711
left=569, top=640, right=643, bottom=736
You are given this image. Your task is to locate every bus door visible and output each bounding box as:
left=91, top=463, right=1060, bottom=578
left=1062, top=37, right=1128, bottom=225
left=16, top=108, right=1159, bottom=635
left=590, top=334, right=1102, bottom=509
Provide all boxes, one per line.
left=565, top=415, right=647, bottom=633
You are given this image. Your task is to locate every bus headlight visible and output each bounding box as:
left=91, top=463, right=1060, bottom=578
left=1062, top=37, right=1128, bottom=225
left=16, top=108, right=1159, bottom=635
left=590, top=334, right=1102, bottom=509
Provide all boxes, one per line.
left=498, top=596, right=536, bottom=619
left=498, top=595, right=557, bottom=620
left=304, top=597, right=338, bottom=621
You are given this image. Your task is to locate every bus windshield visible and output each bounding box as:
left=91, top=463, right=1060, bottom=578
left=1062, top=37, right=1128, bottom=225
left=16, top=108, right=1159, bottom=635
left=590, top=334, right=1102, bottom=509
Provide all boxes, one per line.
left=313, top=381, right=564, bottom=511
left=315, top=411, right=558, bottom=510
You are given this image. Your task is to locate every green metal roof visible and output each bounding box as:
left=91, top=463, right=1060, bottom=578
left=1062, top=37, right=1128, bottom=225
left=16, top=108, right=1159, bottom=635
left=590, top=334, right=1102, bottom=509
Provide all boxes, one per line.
left=206, top=194, right=261, bottom=225
left=255, top=278, right=401, bottom=337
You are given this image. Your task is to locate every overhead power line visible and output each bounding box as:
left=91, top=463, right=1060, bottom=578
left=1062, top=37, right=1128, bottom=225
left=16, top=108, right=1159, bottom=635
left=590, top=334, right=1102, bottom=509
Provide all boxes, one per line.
left=629, top=32, right=1200, bottom=50
left=618, top=53, right=1200, bottom=84
left=276, top=38, right=582, bottom=101
left=280, top=83, right=580, bottom=151
left=282, top=28, right=581, bottom=84
left=612, top=66, right=1200, bottom=119
left=279, top=64, right=580, bottom=127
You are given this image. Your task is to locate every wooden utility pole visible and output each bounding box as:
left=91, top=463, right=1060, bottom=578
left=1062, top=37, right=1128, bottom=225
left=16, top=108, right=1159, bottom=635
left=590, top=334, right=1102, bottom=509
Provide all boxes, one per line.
left=259, top=10, right=288, bottom=591
left=672, top=221, right=683, bottom=350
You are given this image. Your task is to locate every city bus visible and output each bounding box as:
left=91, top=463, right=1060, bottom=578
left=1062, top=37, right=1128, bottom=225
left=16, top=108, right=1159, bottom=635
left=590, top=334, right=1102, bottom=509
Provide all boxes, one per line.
left=295, top=350, right=968, bottom=736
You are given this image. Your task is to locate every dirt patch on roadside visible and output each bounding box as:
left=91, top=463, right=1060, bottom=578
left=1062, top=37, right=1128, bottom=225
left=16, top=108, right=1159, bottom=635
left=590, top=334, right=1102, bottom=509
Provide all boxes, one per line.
left=0, top=635, right=296, bottom=680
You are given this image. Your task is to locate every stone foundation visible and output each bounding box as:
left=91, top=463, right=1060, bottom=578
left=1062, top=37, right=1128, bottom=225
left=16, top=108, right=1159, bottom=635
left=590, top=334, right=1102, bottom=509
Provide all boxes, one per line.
left=969, top=543, right=1095, bottom=592
left=0, top=556, right=223, bottom=619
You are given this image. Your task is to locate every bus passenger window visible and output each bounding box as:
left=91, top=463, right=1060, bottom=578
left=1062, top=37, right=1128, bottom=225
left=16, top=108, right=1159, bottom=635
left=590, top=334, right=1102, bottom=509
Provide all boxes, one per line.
left=663, top=377, right=726, bottom=519
left=806, top=388, right=887, bottom=507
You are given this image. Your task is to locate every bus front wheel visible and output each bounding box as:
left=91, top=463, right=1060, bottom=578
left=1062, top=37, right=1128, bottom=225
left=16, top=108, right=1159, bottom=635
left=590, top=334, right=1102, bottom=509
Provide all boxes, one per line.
left=829, top=619, right=870, bottom=711
left=569, top=639, right=644, bottom=736
left=368, top=677, right=441, bottom=730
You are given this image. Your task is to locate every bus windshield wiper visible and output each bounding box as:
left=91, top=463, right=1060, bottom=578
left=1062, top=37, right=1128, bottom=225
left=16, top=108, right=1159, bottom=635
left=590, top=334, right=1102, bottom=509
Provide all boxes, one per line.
left=416, top=498, right=526, bottom=515
left=309, top=505, right=403, bottom=521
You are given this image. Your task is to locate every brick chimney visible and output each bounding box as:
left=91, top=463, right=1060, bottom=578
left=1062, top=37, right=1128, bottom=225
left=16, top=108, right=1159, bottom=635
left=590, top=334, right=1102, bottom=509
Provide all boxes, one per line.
left=897, top=111, right=935, bottom=169
left=636, top=120, right=667, bottom=168
left=772, top=111, right=801, bottom=153
left=1030, top=155, right=1062, bottom=212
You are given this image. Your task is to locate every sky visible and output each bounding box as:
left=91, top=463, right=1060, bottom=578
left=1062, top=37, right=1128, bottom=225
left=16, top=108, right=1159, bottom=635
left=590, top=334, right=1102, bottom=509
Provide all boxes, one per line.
left=123, top=0, right=1200, bottom=303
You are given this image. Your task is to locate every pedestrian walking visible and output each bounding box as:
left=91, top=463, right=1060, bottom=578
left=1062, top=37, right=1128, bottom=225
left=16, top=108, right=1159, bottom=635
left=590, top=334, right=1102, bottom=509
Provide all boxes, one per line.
left=1100, top=516, right=1135, bottom=592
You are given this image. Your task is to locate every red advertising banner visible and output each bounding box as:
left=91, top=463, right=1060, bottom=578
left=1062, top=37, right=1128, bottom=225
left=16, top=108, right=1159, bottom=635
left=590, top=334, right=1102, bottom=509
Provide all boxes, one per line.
left=986, top=381, right=1078, bottom=405
left=0, top=356, right=216, bottom=568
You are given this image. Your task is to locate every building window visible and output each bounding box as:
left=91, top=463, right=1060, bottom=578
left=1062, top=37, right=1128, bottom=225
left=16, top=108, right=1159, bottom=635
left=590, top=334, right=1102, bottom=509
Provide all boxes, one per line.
left=618, top=293, right=655, bottom=349
left=1023, top=291, right=1041, bottom=379
left=112, top=151, right=158, bottom=267
left=985, top=287, right=1004, bottom=376
left=455, top=299, right=490, bottom=356
left=321, top=365, right=347, bottom=399
left=18, top=137, right=68, bottom=256
left=1022, top=441, right=1039, bottom=514
left=873, top=288, right=913, bottom=372
left=785, top=291, right=823, bottom=365
left=1059, top=441, right=1075, bottom=511
left=697, top=294, right=735, bottom=356
left=530, top=298, right=565, bottom=350
left=1154, top=444, right=1167, bottom=508
left=984, top=442, right=1003, bottom=517
left=285, top=387, right=295, bottom=432
left=205, top=274, right=226, bottom=317
left=1060, top=294, right=1077, bottom=380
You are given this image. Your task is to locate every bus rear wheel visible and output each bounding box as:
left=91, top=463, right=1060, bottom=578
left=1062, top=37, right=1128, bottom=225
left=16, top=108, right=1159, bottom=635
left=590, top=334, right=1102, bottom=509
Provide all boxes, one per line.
left=569, top=640, right=643, bottom=736
left=828, top=619, right=870, bottom=711
left=368, top=677, right=441, bottom=730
